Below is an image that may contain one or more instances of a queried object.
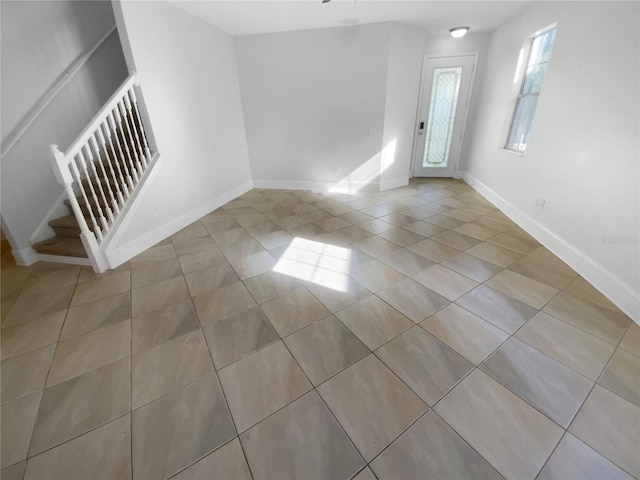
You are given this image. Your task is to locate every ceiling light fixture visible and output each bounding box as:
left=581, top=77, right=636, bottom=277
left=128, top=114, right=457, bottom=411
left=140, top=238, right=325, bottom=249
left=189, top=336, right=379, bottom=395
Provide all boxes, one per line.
left=449, top=26, right=470, bottom=38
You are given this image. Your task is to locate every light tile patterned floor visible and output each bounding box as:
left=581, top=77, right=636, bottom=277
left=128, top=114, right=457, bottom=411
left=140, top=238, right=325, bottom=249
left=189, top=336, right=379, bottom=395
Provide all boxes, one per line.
left=1, top=178, right=639, bottom=480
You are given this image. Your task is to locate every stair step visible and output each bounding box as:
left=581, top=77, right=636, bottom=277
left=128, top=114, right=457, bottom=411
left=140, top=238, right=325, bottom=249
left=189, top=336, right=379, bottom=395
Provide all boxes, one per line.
left=49, top=215, right=81, bottom=237
left=32, top=236, right=87, bottom=258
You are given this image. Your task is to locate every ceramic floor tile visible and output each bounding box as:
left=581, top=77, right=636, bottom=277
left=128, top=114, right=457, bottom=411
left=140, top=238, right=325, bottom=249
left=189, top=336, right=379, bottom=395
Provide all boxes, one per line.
left=425, top=214, right=465, bottom=229
left=132, top=329, right=213, bottom=408
left=203, top=218, right=241, bottom=236
left=130, top=244, right=176, bottom=267
left=314, top=216, right=351, bottom=232
left=260, top=286, right=330, bottom=336
left=131, top=276, right=189, bottom=317
left=336, top=295, right=413, bottom=350
left=376, top=326, right=473, bottom=405
left=254, top=230, right=294, bottom=250
left=379, top=213, right=419, bottom=227
left=184, top=262, right=240, bottom=297
left=569, top=384, right=640, bottom=478
left=432, top=230, right=482, bottom=251
left=275, top=214, right=309, bottom=230
left=192, top=281, right=256, bottom=326
left=406, top=238, right=461, bottom=263
left=421, top=304, right=508, bottom=365
left=304, top=274, right=371, bottom=312
left=402, top=221, right=445, bottom=237
left=242, top=271, right=301, bottom=304
left=435, top=369, right=563, bottom=480
left=485, top=270, right=559, bottom=309
left=378, top=228, right=425, bottom=248
left=240, top=391, right=365, bottom=480
left=598, top=348, right=640, bottom=407
left=3, top=285, right=73, bottom=327
left=1, top=344, right=55, bottom=403
left=441, top=252, right=503, bottom=282
left=352, top=236, right=400, bottom=258
left=131, top=299, right=199, bottom=354
left=132, top=373, right=236, bottom=480
left=20, top=265, right=80, bottom=297
left=543, top=291, right=630, bottom=345
left=352, top=467, right=377, bottom=480
left=350, top=260, right=405, bottom=293
left=317, top=355, right=427, bottom=461
left=24, top=415, right=131, bottom=480
left=172, top=439, right=251, bottom=480
left=508, top=255, right=577, bottom=290
left=515, top=312, right=615, bottom=380
left=466, top=242, right=523, bottom=268
left=538, top=433, right=634, bottom=480
left=170, top=222, right=209, bottom=243
left=29, top=357, right=130, bottom=455
left=487, top=232, right=539, bottom=255
left=455, top=285, right=537, bottom=334
left=61, top=292, right=130, bottom=340
left=378, top=248, right=434, bottom=276
left=371, top=411, right=503, bottom=480
left=70, top=270, right=130, bottom=307
left=131, top=257, right=182, bottom=289
left=218, top=341, right=312, bottom=432
left=378, top=278, right=450, bottom=323
left=47, top=320, right=130, bottom=386
left=562, top=276, right=624, bottom=312
left=452, top=222, right=499, bottom=241
left=245, top=220, right=284, bottom=237
left=333, top=225, right=375, bottom=243
left=1, top=461, right=25, bottom=480
left=1, top=311, right=65, bottom=360
left=218, top=236, right=265, bottom=261
left=481, top=337, right=593, bottom=427
left=172, top=235, right=217, bottom=256
left=203, top=306, right=279, bottom=369
left=284, top=316, right=369, bottom=385
left=413, top=265, right=478, bottom=301
left=1, top=391, right=42, bottom=468
left=177, top=244, right=226, bottom=275
left=619, top=323, right=640, bottom=356
left=230, top=250, right=277, bottom=280
left=338, top=210, right=373, bottom=224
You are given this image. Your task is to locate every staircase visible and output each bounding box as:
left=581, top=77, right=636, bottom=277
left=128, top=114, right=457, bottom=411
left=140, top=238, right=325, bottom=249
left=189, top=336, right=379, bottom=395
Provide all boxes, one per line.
left=33, top=73, right=157, bottom=272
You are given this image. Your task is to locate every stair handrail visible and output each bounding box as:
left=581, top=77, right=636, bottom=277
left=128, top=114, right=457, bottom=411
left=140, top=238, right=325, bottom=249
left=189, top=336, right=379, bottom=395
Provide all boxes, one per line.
left=64, top=73, right=138, bottom=161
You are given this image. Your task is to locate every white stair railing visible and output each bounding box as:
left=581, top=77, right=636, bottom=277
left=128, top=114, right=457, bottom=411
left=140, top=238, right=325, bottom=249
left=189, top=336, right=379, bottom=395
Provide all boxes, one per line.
left=49, top=72, right=154, bottom=272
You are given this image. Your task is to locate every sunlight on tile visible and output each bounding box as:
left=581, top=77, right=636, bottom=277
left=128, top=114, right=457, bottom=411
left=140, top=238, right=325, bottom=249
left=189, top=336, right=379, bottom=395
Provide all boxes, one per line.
left=272, top=238, right=352, bottom=292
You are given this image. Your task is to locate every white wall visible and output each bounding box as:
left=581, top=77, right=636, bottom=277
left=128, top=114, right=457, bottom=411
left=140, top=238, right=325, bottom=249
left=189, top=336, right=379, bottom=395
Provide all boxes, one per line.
left=235, top=24, right=390, bottom=191
left=380, top=23, right=427, bottom=190
left=462, top=1, right=639, bottom=320
left=108, top=0, right=253, bottom=261
left=0, top=1, right=128, bottom=256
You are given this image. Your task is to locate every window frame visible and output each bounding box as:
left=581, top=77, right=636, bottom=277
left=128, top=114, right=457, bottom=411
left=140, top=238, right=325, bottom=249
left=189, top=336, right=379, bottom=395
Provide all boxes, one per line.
left=505, top=25, right=556, bottom=154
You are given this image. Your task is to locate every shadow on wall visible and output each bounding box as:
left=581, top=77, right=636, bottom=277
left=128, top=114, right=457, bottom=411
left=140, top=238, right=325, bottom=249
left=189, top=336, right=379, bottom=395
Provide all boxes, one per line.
left=328, top=139, right=397, bottom=195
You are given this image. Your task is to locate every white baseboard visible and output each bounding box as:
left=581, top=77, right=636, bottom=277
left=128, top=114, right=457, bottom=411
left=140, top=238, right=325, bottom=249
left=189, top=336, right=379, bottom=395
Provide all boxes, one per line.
left=12, top=247, right=39, bottom=266
left=462, top=172, right=639, bottom=324
left=105, top=179, right=254, bottom=268
left=35, top=254, right=92, bottom=266
left=252, top=179, right=335, bottom=192
left=380, top=176, right=409, bottom=191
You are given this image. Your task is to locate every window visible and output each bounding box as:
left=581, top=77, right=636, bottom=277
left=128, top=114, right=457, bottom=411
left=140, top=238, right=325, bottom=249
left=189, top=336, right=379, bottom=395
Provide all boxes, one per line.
left=506, top=27, right=556, bottom=153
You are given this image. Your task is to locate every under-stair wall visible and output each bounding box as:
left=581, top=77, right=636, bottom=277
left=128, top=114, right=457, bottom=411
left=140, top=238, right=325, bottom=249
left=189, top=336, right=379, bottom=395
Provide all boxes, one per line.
left=1, top=0, right=129, bottom=264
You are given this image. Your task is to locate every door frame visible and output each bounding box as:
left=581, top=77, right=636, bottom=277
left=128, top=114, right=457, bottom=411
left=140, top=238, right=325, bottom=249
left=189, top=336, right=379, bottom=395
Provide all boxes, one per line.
left=410, top=52, right=480, bottom=179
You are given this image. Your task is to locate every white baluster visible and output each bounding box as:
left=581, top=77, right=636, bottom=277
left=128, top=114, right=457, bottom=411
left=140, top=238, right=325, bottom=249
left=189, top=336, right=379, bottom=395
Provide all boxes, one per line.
left=78, top=149, right=109, bottom=233
left=89, top=134, right=117, bottom=222
left=107, top=112, right=134, bottom=192
left=84, top=141, right=113, bottom=225
left=118, top=100, right=143, bottom=177
left=69, top=156, right=103, bottom=241
left=96, top=124, right=124, bottom=210
left=128, top=88, right=151, bottom=163
left=112, top=104, right=139, bottom=184
left=123, top=91, right=147, bottom=170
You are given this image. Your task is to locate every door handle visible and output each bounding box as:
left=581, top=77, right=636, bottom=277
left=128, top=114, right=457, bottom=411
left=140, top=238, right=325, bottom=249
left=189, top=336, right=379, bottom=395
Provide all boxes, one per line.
left=419, top=122, right=425, bottom=130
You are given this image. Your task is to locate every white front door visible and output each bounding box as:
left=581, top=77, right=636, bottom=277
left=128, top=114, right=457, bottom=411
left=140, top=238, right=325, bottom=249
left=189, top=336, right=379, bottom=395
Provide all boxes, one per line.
left=413, top=54, right=476, bottom=178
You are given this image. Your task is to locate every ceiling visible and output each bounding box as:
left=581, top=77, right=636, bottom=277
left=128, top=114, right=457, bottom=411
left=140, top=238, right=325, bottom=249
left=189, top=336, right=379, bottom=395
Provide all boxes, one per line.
left=168, top=0, right=533, bottom=36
